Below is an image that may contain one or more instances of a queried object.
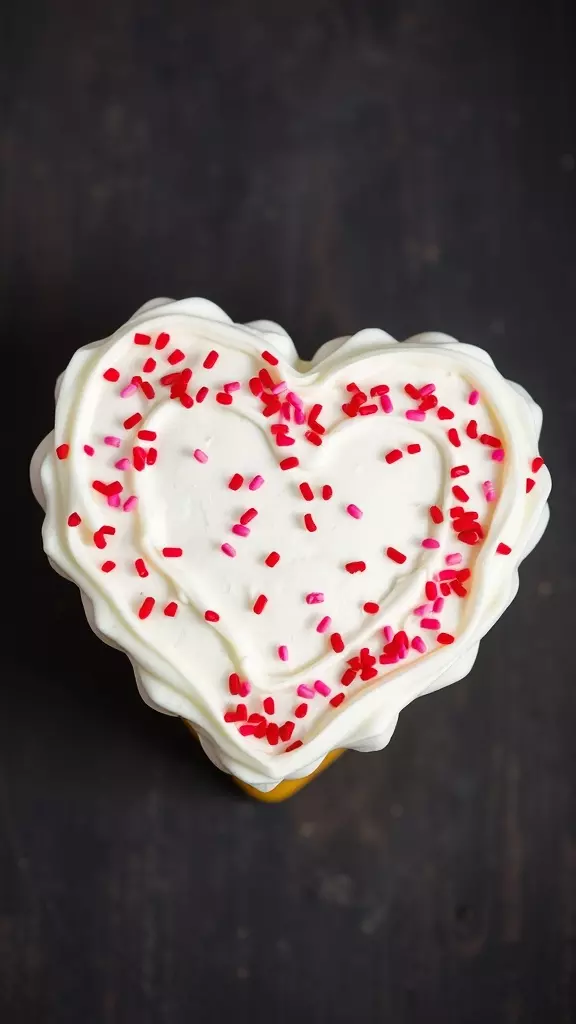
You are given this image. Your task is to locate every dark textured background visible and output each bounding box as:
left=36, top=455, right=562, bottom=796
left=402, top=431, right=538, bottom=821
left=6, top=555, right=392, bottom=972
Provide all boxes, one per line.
left=2, top=2, right=575, bottom=1022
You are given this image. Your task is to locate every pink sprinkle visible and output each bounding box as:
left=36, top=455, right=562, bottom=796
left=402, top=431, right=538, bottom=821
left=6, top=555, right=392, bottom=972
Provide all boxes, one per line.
left=316, top=615, right=332, bottom=634
left=297, top=684, right=315, bottom=699
left=445, top=553, right=463, bottom=566
left=272, top=381, right=287, bottom=395
left=482, top=481, right=496, bottom=501
left=381, top=394, right=393, bottom=413
left=306, top=592, right=325, bottom=605
left=83, top=445, right=95, bottom=456
left=104, top=435, right=122, bottom=448
left=420, top=383, right=436, bottom=396
left=383, top=625, right=393, bottom=643
left=414, top=604, right=432, bottom=616
left=232, top=524, right=250, bottom=537
left=433, top=597, right=445, bottom=613
left=280, top=402, right=291, bottom=420
left=238, top=680, right=251, bottom=697
left=468, top=390, right=480, bottom=405
left=115, top=457, right=131, bottom=470
left=294, top=407, right=306, bottom=425
left=221, top=543, right=236, bottom=558
left=123, top=496, right=138, bottom=512
left=223, top=381, right=241, bottom=393
left=346, top=503, right=363, bottom=519
left=406, top=409, right=425, bottom=421
left=286, top=391, right=303, bottom=408
left=120, top=383, right=137, bottom=398
left=421, top=538, right=440, bottom=549
left=492, top=449, right=505, bottom=462
left=412, top=636, right=427, bottom=654
left=107, top=493, right=121, bottom=508
left=421, top=617, right=441, bottom=630
left=249, top=475, right=264, bottom=491
left=278, top=645, right=289, bottom=662
left=314, top=680, right=331, bottom=697
left=193, top=448, right=208, bottom=463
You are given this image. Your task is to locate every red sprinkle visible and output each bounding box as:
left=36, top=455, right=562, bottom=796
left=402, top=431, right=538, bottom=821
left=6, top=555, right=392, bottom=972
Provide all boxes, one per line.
left=304, top=513, right=317, bottom=533
left=135, top=558, right=149, bottom=578
left=138, top=429, right=156, bottom=441
left=142, top=357, right=156, bottom=373
left=138, top=597, right=155, bottom=620
left=425, top=581, right=437, bottom=600
left=447, top=428, right=461, bottom=448
left=440, top=582, right=451, bottom=596
left=385, top=449, right=403, bottom=464
left=451, top=465, right=470, bottom=478
left=404, top=383, right=420, bottom=400
left=123, top=413, right=142, bottom=430
left=480, top=433, right=503, bottom=448
left=437, top=406, right=454, bottom=420
left=101, top=560, right=116, bottom=573
left=216, top=392, right=233, bottom=405
left=305, top=430, right=323, bottom=446
left=532, top=456, right=544, bottom=473
left=263, top=697, right=275, bottom=715
left=299, top=482, right=314, bottom=501
left=56, top=444, right=69, bottom=460
left=330, top=694, right=346, bottom=708
left=370, top=384, right=389, bottom=396
left=196, top=386, right=208, bottom=403
left=526, top=477, right=535, bottom=493
left=294, top=704, right=308, bottom=719
left=363, top=602, right=380, bottom=614
left=386, top=547, right=406, bottom=564
left=103, top=368, right=120, bottom=382
left=407, top=443, right=421, bottom=454
left=146, top=448, right=157, bottom=466
left=240, top=508, right=258, bottom=525
left=162, top=547, right=183, bottom=557
left=155, top=332, right=170, bottom=350
left=437, top=633, right=455, bottom=645
left=163, top=602, right=178, bottom=617
left=167, top=349, right=185, bottom=365
left=322, top=485, right=333, bottom=500
left=203, top=350, right=219, bottom=369
left=430, top=505, right=444, bottom=524
left=345, top=561, right=366, bottom=574
left=466, top=419, right=478, bottom=439
left=259, top=368, right=275, bottom=390
left=330, top=632, right=345, bottom=653
left=265, top=551, right=280, bottom=567
left=496, top=542, right=512, bottom=555
left=134, top=332, right=151, bottom=345
left=67, top=512, right=81, bottom=527
left=286, top=740, right=303, bottom=752
left=229, top=473, right=244, bottom=491
left=266, top=723, right=280, bottom=746
left=261, top=350, right=278, bottom=366
left=279, top=722, right=295, bottom=742
left=280, top=457, right=299, bottom=470
left=253, top=594, right=268, bottom=615
left=249, top=377, right=263, bottom=396
left=204, top=610, right=220, bottom=622
left=452, top=485, right=469, bottom=502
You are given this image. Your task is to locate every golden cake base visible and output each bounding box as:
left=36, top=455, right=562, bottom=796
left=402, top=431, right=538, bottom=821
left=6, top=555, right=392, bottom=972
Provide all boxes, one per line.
left=183, top=720, right=344, bottom=802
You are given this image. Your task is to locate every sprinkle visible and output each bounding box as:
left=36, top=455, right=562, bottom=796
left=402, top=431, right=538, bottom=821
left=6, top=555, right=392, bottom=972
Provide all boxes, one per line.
left=386, top=547, right=406, bottom=564
left=294, top=408, right=306, bottom=425
left=271, top=381, right=287, bottom=396
left=239, top=509, right=257, bottom=526
left=370, top=384, right=389, bottom=396
left=253, top=594, right=268, bottom=615
left=221, top=542, right=236, bottom=558
left=526, top=477, right=535, bottom=493
left=232, top=524, right=250, bottom=537
left=263, top=697, right=275, bottom=715
left=194, top=386, right=208, bottom=404
left=205, top=610, right=220, bottom=622
left=249, top=377, right=263, bottom=397
left=330, top=632, right=344, bottom=653
left=482, top=481, right=496, bottom=501
left=346, top=504, right=363, bottom=519
left=480, top=433, right=503, bottom=448
left=103, top=368, right=120, bottom=382
left=84, top=445, right=95, bottom=456
left=312, top=680, right=330, bottom=698
left=67, top=512, right=81, bottom=527
left=346, top=382, right=360, bottom=393
left=238, top=681, right=251, bottom=698
left=223, top=381, right=241, bottom=394
left=322, top=485, right=333, bottom=500
left=132, top=447, right=146, bottom=471
left=466, top=419, right=478, bottom=439
left=285, top=740, right=303, bottom=752
left=385, top=449, right=403, bottom=464
left=120, top=383, right=137, bottom=398
left=406, top=409, right=425, bottom=421
left=414, top=604, right=430, bottom=617
left=265, top=723, right=279, bottom=745
left=304, top=513, right=317, bottom=533
left=363, top=602, right=379, bottom=614
left=104, top=435, right=122, bottom=448
left=421, top=538, right=440, bottom=549
left=437, top=633, right=455, bottom=645
left=451, top=581, right=468, bottom=597
left=411, top=636, right=427, bottom=653
left=317, top=616, right=331, bottom=634
left=292, top=703, right=307, bottom=720
left=380, top=394, right=393, bottom=413
left=359, top=403, right=378, bottom=416
left=123, top=413, right=142, bottom=430
left=345, top=561, right=366, bottom=574
left=496, top=542, right=512, bottom=555
left=56, top=444, right=69, bottom=460
left=445, top=553, right=463, bottom=566
left=280, top=457, right=299, bottom=470
left=468, top=390, right=480, bottom=405
left=404, top=383, right=420, bottom=400
left=193, top=449, right=208, bottom=463
left=167, top=349, right=185, bottom=365
left=306, top=592, right=325, bottom=604
left=458, top=529, right=482, bottom=545
left=407, top=443, right=421, bottom=454
left=421, top=618, right=441, bottom=630
left=101, top=560, right=116, bottom=573
left=278, top=645, right=289, bottom=662
left=433, top=597, right=445, bottom=613
left=450, top=465, right=469, bottom=478
left=420, top=383, right=436, bottom=396
left=330, top=694, right=345, bottom=708
left=437, top=406, right=455, bottom=420
left=179, top=392, right=193, bottom=408
left=146, top=448, right=157, bottom=466
left=216, top=392, right=233, bottom=405
left=532, top=456, right=544, bottom=473
left=163, top=547, right=183, bottom=557
left=492, top=449, right=505, bottom=462
left=383, top=625, right=393, bottom=642
left=299, top=482, right=314, bottom=501
left=142, top=358, right=156, bottom=373
left=163, top=602, right=178, bottom=617
left=447, top=428, right=461, bottom=447
left=261, top=350, right=278, bottom=366
left=134, top=558, right=148, bottom=578
left=258, top=368, right=275, bottom=390
left=440, top=582, right=451, bottom=596
left=203, top=350, right=218, bottom=369
left=429, top=505, right=444, bottom=524
left=138, top=429, right=157, bottom=441
left=155, top=332, right=170, bottom=350
left=248, top=475, right=264, bottom=491
left=305, top=430, right=323, bottom=446
left=138, top=597, right=155, bottom=619
left=265, top=551, right=280, bottom=567
left=123, top=496, right=138, bottom=512
left=228, top=473, right=244, bottom=491
left=297, top=684, right=315, bottom=699
left=452, top=485, right=469, bottom=502
left=134, top=332, right=151, bottom=345
left=107, top=494, right=121, bottom=507
left=425, top=582, right=437, bottom=600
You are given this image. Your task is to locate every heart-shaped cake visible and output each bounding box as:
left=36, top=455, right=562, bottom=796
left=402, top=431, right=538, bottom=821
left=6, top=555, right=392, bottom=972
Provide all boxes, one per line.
left=31, top=297, right=551, bottom=791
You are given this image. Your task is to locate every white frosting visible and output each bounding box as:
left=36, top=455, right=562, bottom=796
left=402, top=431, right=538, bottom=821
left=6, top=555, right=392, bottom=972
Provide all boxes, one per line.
left=31, top=298, right=551, bottom=790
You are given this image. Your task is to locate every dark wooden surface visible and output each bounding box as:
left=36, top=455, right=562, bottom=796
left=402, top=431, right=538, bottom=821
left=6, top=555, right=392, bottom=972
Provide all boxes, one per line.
left=2, top=2, right=575, bottom=1021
